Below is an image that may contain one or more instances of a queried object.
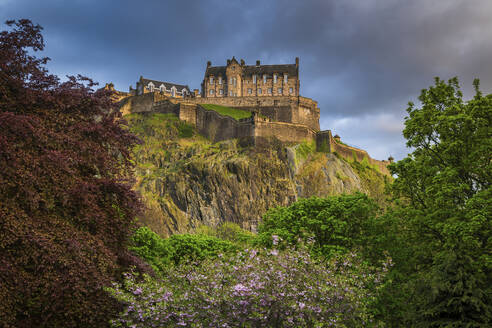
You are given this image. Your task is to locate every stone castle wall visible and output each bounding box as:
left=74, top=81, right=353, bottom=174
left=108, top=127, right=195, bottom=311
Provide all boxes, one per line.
left=120, top=93, right=391, bottom=175
left=316, top=130, right=390, bottom=175
left=178, top=95, right=319, bottom=131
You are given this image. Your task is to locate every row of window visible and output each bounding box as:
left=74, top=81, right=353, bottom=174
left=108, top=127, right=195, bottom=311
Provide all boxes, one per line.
left=209, top=87, right=294, bottom=95
left=209, top=74, right=289, bottom=85
left=147, top=84, right=187, bottom=96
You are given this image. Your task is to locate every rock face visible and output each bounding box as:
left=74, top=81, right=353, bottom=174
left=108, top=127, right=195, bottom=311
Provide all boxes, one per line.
left=128, top=112, right=389, bottom=237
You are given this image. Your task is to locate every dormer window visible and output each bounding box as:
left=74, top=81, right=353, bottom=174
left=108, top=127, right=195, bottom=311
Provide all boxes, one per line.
left=210, top=77, right=214, bottom=84
left=230, top=77, right=233, bottom=84
left=284, top=74, right=288, bottom=83
left=273, top=74, right=278, bottom=83
left=218, top=77, right=222, bottom=85
left=159, top=85, right=165, bottom=92
left=253, top=75, right=257, bottom=84
left=148, top=82, right=154, bottom=92
left=263, top=75, right=267, bottom=84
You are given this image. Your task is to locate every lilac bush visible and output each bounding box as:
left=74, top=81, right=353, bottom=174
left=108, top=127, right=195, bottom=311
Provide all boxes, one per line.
left=107, top=241, right=390, bottom=327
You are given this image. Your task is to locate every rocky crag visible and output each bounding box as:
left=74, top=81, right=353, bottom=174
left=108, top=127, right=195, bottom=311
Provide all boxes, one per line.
left=127, top=112, right=390, bottom=237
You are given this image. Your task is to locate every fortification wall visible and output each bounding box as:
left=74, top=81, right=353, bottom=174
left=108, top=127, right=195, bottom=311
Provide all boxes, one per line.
left=318, top=130, right=390, bottom=175
left=194, top=105, right=254, bottom=142
left=254, top=120, right=316, bottom=144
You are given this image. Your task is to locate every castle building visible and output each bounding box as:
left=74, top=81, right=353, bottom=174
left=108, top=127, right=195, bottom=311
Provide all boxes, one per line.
left=202, top=57, right=300, bottom=98
left=131, top=76, right=191, bottom=98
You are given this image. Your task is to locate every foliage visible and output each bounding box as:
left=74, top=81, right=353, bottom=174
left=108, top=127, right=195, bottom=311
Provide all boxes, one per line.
left=195, top=221, right=256, bottom=246
left=130, top=226, right=241, bottom=274
left=108, top=243, right=390, bottom=327
left=388, top=77, right=492, bottom=326
left=0, top=19, right=148, bottom=327
left=202, top=103, right=252, bottom=120
left=257, top=193, right=379, bottom=259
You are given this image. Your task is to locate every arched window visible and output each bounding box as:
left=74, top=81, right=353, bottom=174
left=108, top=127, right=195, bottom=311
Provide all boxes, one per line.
left=273, top=74, right=277, bottom=83
left=263, top=75, right=267, bottom=84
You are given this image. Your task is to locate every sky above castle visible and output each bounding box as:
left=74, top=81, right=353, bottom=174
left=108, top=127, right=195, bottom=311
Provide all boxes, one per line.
left=2, top=0, right=491, bottom=160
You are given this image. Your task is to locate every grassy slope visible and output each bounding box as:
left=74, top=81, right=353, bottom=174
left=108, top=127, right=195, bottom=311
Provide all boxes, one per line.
left=201, top=104, right=252, bottom=120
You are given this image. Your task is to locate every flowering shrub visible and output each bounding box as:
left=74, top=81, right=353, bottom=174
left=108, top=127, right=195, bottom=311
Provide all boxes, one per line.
left=108, top=240, right=390, bottom=327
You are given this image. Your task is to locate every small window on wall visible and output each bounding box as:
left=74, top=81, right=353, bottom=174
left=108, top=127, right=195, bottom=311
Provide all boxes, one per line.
left=218, top=77, right=222, bottom=85
left=219, top=89, right=223, bottom=95
left=248, top=88, right=252, bottom=94
left=284, top=74, right=288, bottom=83
left=253, top=75, right=257, bottom=84
left=233, top=77, right=237, bottom=86
left=230, top=91, right=233, bottom=96
left=230, top=77, right=233, bottom=84
left=263, top=75, right=267, bottom=84
left=268, top=88, right=272, bottom=94
left=273, top=74, right=277, bottom=83
left=258, top=88, right=262, bottom=94
left=278, top=88, right=282, bottom=94
left=209, top=89, right=214, bottom=95
left=289, top=87, right=293, bottom=94
left=210, top=77, right=214, bottom=84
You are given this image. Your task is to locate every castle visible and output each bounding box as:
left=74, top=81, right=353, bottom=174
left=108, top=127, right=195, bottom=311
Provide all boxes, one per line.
left=117, top=57, right=393, bottom=175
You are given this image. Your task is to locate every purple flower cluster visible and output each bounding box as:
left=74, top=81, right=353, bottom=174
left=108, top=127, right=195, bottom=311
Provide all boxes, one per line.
left=107, top=245, right=389, bottom=327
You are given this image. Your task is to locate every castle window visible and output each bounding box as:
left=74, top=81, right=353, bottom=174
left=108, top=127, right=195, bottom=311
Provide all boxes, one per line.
left=230, top=91, right=233, bottom=96
left=289, top=87, right=293, bottom=94
left=218, top=77, right=222, bottom=85
left=230, top=77, right=233, bottom=84
left=258, top=88, right=262, bottom=94
left=248, top=88, right=252, bottom=94
left=253, top=75, right=257, bottom=84
left=233, top=77, right=237, bottom=86
left=210, top=89, right=214, bottom=95
left=219, top=89, right=223, bottom=95
left=278, top=88, right=282, bottom=94
left=160, top=85, right=165, bottom=92
left=273, top=74, right=277, bottom=83
left=268, top=88, right=272, bottom=94
left=210, top=77, right=214, bottom=84
left=263, top=75, right=267, bottom=84
left=284, top=74, right=288, bottom=83
left=148, top=83, right=154, bottom=92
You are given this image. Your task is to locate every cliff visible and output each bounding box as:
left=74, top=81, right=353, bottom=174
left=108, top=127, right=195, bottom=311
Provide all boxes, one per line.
left=127, top=112, right=390, bottom=237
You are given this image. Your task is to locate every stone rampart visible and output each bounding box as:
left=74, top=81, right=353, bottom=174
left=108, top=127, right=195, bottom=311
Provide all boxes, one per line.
left=316, top=130, right=390, bottom=175
left=254, top=120, right=316, bottom=144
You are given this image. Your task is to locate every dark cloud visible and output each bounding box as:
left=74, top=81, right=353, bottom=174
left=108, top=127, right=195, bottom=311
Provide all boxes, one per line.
left=1, top=0, right=491, bottom=160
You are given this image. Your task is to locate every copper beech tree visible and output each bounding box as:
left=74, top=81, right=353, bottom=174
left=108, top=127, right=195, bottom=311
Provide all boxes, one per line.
left=0, top=19, right=148, bottom=327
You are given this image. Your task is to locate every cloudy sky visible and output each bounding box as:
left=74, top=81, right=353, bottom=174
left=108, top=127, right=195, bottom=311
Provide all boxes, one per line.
left=2, top=0, right=491, bottom=160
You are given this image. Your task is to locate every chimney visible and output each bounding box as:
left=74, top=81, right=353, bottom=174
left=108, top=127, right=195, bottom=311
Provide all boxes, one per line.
left=227, top=59, right=231, bottom=65
left=256, top=60, right=260, bottom=66
left=295, top=57, right=299, bottom=68
left=388, top=156, right=394, bottom=163
left=334, top=134, right=340, bottom=142
left=207, top=61, right=211, bottom=67
left=240, top=59, right=245, bottom=66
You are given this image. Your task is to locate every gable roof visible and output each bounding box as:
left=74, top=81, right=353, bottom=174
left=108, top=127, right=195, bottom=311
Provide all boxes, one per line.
left=140, top=77, right=190, bottom=93
left=204, top=63, right=298, bottom=78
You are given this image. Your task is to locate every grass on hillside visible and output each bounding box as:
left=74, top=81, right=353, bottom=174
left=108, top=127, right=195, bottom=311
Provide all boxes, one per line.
left=201, top=104, right=252, bottom=120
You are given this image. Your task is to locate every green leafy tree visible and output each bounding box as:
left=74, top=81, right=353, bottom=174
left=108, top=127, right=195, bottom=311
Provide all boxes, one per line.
left=389, top=77, right=492, bottom=326
left=257, top=193, right=379, bottom=259
left=130, top=227, right=241, bottom=274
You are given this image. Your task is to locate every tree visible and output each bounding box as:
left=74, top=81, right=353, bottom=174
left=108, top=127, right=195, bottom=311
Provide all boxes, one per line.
left=0, top=19, right=148, bottom=327
left=389, top=77, right=492, bottom=326
left=257, top=193, right=379, bottom=259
